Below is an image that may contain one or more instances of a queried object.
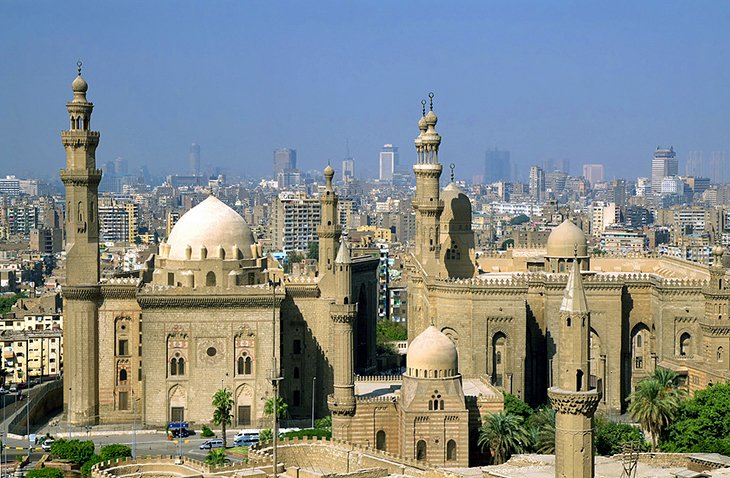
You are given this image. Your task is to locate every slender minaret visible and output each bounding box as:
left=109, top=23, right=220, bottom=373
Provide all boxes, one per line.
left=413, top=93, right=443, bottom=277
left=327, top=237, right=357, bottom=436
left=60, top=62, right=102, bottom=425
left=548, top=258, right=601, bottom=478
left=318, top=164, right=341, bottom=274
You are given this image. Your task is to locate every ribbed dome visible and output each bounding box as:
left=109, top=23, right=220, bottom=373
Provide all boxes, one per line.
left=72, top=75, right=88, bottom=93
left=166, top=195, right=255, bottom=260
left=546, top=219, right=588, bottom=258
left=441, top=183, right=471, bottom=226
left=407, top=326, right=458, bottom=377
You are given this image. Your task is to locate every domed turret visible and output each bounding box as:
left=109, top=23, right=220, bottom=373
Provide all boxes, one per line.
left=71, top=61, right=89, bottom=103
left=166, top=195, right=255, bottom=261
left=441, top=182, right=471, bottom=225
left=407, top=326, right=459, bottom=378
left=547, top=219, right=588, bottom=258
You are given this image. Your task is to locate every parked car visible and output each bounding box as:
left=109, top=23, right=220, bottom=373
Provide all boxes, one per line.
left=170, top=428, right=190, bottom=438
left=233, top=431, right=259, bottom=447
left=9, top=386, right=17, bottom=393
left=41, top=439, right=54, bottom=452
left=0, top=388, right=7, bottom=395
left=199, top=438, right=224, bottom=450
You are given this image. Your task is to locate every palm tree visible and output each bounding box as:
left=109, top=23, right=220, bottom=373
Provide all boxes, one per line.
left=204, top=448, right=229, bottom=466
left=264, top=396, right=289, bottom=420
left=652, top=367, right=688, bottom=399
left=212, top=388, right=233, bottom=448
left=627, top=377, right=681, bottom=451
left=478, top=412, right=531, bottom=464
left=528, top=407, right=556, bottom=454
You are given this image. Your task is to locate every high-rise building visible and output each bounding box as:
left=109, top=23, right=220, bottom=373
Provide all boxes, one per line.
left=582, top=164, right=605, bottom=185
left=686, top=151, right=703, bottom=177
left=271, top=191, right=321, bottom=252
left=189, top=143, right=200, bottom=176
left=529, top=165, right=545, bottom=202
left=98, top=197, right=139, bottom=243
left=114, top=157, right=128, bottom=176
left=651, top=146, right=678, bottom=194
left=0, top=176, right=21, bottom=197
left=709, top=151, right=727, bottom=184
left=379, top=144, right=398, bottom=182
left=273, top=148, right=297, bottom=177
left=484, top=148, right=511, bottom=182
left=342, top=157, right=355, bottom=183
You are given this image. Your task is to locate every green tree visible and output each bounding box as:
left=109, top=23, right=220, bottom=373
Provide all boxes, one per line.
left=315, top=415, right=332, bottom=431
left=627, top=377, right=681, bottom=451
left=509, top=214, right=530, bottom=226
left=80, top=455, right=103, bottom=477
left=0, top=293, right=27, bottom=314
left=264, top=396, right=289, bottom=420
left=99, top=444, right=132, bottom=461
left=307, top=241, right=319, bottom=261
left=526, top=406, right=555, bottom=453
left=503, top=393, right=533, bottom=421
left=652, top=367, right=687, bottom=398
left=594, top=415, right=647, bottom=455
left=376, top=320, right=407, bottom=344
left=662, top=383, right=730, bottom=453
left=212, top=388, right=234, bottom=448
left=258, top=428, right=273, bottom=443
left=201, top=425, right=215, bottom=438
left=477, top=412, right=531, bottom=465
left=49, top=439, right=95, bottom=465
left=204, top=448, right=229, bottom=466
left=27, top=469, right=65, bottom=478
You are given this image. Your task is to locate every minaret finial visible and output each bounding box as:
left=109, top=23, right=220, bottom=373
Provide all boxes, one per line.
left=429, top=92, right=434, bottom=111
left=421, top=99, right=427, bottom=117
left=449, top=163, right=455, bottom=183
left=574, top=243, right=578, bottom=258
left=77, top=60, right=83, bottom=76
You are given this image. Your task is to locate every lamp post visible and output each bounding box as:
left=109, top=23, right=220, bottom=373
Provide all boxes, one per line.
left=311, top=376, right=316, bottom=429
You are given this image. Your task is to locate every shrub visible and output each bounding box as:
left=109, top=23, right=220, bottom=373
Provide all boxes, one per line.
left=594, top=416, right=647, bottom=455
left=204, top=449, right=228, bottom=466
left=27, top=468, right=65, bottom=478
left=259, top=428, right=273, bottom=443
left=80, top=455, right=103, bottom=477
left=503, top=393, right=533, bottom=420
left=315, top=415, right=332, bottom=430
left=49, top=439, right=95, bottom=465
left=201, top=425, right=215, bottom=438
left=99, top=444, right=132, bottom=461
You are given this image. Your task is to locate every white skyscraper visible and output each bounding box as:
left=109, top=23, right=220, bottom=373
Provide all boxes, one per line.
left=651, top=146, right=678, bottom=194
left=379, top=144, right=398, bottom=182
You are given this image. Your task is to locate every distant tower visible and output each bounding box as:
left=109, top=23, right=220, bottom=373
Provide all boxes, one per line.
left=651, top=146, right=677, bottom=194
left=60, top=62, right=102, bottom=426
left=413, top=94, right=443, bottom=277
left=548, top=258, right=601, bottom=478
left=317, top=165, right=341, bottom=274
left=189, top=143, right=200, bottom=176
left=379, top=144, right=398, bottom=182
left=273, top=148, right=297, bottom=177
left=327, top=237, right=357, bottom=436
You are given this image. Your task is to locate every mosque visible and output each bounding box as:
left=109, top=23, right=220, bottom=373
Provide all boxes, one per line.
left=61, top=65, right=379, bottom=427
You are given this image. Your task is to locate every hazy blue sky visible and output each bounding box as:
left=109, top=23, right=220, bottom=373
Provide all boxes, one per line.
left=2, top=1, right=729, bottom=182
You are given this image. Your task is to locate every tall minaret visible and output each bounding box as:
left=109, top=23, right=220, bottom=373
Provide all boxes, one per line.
left=318, top=164, right=341, bottom=275
left=60, top=62, right=102, bottom=425
left=327, top=237, right=357, bottom=438
left=413, top=93, right=443, bottom=277
left=548, top=258, right=601, bottom=478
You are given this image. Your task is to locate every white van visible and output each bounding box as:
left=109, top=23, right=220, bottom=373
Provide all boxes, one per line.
left=233, top=430, right=259, bottom=446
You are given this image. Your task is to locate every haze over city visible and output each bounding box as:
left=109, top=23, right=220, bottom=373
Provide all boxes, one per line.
left=2, top=1, right=730, bottom=180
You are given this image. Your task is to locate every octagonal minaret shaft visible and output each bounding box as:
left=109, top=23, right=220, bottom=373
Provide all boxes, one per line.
left=60, top=62, right=102, bottom=426
left=548, top=258, right=601, bottom=478
left=413, top=94, right=443, bottom=277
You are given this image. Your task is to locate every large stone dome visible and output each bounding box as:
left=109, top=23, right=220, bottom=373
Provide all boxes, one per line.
left=546, top=219, right=588, bottom=258
left=441, top=183, right=471, bottom=226
left=407, top=326, right=459, bottom=378
left=166, top=195, right=255, bottom=261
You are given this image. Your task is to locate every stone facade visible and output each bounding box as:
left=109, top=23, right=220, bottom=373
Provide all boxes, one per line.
left=59, top=68, right=379, bottom=426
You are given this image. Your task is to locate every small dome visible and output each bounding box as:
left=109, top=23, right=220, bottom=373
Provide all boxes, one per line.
left=407, top=326, right=458, bottom=376
left=72, top=75, right=88, bottom=93
left=166, top=196, right=255, bottom=261
left=546, top=219, right=588, bottom=258
left=425, top=110, right=438, bottom=127
left=441, top=183, right=471, bottom=226
left=418, top=115, right=427, bottom=131
left=324, top=164, right=334, bottom=178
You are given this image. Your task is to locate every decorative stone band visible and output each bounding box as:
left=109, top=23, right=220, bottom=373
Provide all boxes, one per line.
left=101, top=285, right=138, bottom=300
left=315, top=227, right=343, bottom=238
left=547, top=387, right=601, bottom=416
left=62, top=285, right=101, bottom=301
left=327, top=394, right=356, bottom=416
left=285, top=285, right=321, bottom=298
left=137, top=295, right=284, bottom=309
left=331, top=313, right=356, bottom=324
left=60, top=168, right=102, bottom=187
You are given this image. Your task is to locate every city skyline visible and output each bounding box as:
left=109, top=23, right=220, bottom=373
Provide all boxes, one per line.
left=2, top=2, right=730, bottom=183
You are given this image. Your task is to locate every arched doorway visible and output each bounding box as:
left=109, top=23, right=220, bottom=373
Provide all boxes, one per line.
left=491, top=332, right=507, bottom=388
left=376, top=430, right=386, bottom=451
left=416, top=440, right=427, bottom=461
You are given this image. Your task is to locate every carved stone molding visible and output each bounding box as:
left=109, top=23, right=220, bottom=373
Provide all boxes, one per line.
left=547, top=387, right=601, bottom=416
left=138, top=295, right=283, bottom=309
left=62, top=285, right=101, bottom=301
left=328, top=394, right=356, bottom=416
left=331, top=313, right=356, bottom=324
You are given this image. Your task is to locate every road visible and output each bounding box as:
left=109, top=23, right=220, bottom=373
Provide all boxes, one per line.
left=1, top=431, right=247, bottom=467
